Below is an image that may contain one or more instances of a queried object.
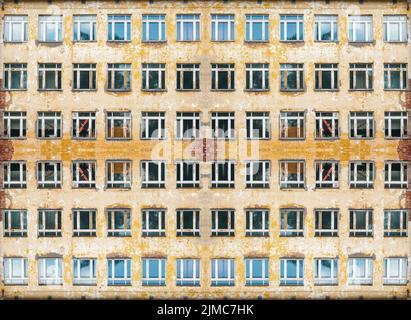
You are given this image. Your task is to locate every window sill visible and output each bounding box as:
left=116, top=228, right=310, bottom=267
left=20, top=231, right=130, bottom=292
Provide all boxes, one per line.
left=246, top=138, right=271, bottom=141
left=72, top=89, right=97, bottom=92
left=348, top=41, right=375, bottom=45
left=106, top=138, right=132, bottom=141
left=210, top=89, right=236, bottom=92
left=142, top=40, right=167, bottom=44
left=210, top=40, right=235, bottom=43
left=106, top=89, right=131, bottom=92
left=0, top=137, right=27, bottom=140
left=73, top=40, right=97, bottom=43
left=244, top=40, right=269, bottom=44
left=280, top=40, right=304, bottom=43
left=279, top=138, right=306, bottom=141
left=176, top=40, right=201, bottom=43
left=1, top=88, right=27, bottom=92
left=38, top=89, right=63, bottom=92
left=244, top=89, right=270, bottom=92
left=314, top=137, right=340, bottom=141
left=175, top=137, right=200, bottom=141
left=383, top=41, right=408, bottom=44
left=107, top=40, right=132, bottom=43
left=348, top=89, right=374, bottom=92
left=384, top=88, right=409, bottom=92
left=384, top=136, right=410, bottom=140
left=314, top=40, right=339, bottom=44
left=313, top=89, right=339, bottom=92
left=140, top=137, right=166, bottom=141
left=176, top=89, right=201, bottom=92
left=349, top=137, right=375, bottom=140
left=141, top=89, right=167, bottom=92
left=38, top=41, right=63, bottom=44
left=37, top=137, right=62, bottom=140
left=280, top=89, right=305, bottom=93
left=4, top=41, right=28, bottom=44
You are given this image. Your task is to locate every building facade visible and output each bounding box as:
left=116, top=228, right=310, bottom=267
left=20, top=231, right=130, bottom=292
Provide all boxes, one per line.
left=0, top=0, right=410, bottom=299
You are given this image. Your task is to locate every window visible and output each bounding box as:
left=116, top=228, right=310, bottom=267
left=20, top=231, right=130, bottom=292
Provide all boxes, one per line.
left=72, top=161, right=96, bottom=188
left=349, top=63, right=373, bottom=90
left=245, top=258, right=269, bottom=286
left=211, top=209, right=235, bottom=236
left=211, top=259, right=235, bottom=286
left=315, top=15, right=338, bottom=41
left=142, top=63, right=166, bottom=91
left=142, top=209, right=166, bottom=237
left=384, top=210, right=408, bottom=237
left=141, top=161, right=166, bottom=188
left=211, top=112, right=235, bottom=139
left=73, top=258, right=96, bottom=285
left=37, top=112, right=62, bottom=139
left=73, top=209, right=96, bottom=237
left=384, top=15, right=408, bottom=42
left=3, top=15, right=28, bottom=42
left=72, top=112, right=96, bottom=139
left=106, top=160, right=132, bottom=188
left=211, top=64, right=235, bottom=90
left=246, top=112, right=270, bottom=139
left=176, top=161, right=200, bottom=188
left=38, top=15, right=62, bottom=42
left=73, top=15, right=97, bottom=41
left=280, top=258, right=304, bottom=286
left=385, top=161, right=408, bottom=189
left=176, top=64, right=200, bottom=90
left=348, top=15, right=373, bottom=42
left=73, top=63, right=96, bottom=90
left=280, top=208, right=304, bottom=237
left=107, top=258, right=131, bottom=285
left=245, top=63, right=269, bottom=90
left=314, top=209, right=338, bottom=237
left=211, top=161, right=235, bottom=188
left=176, top=209, right=200, bottom=237
left=141, top=112, right=165, bottom=139
left=38, top=209, right=62, bottom=237
left=3, top=209, right=27, bottom=237
left=142, top=258, right=166, bottom=286
left=315, top=112, right=339, bottom=139
left=349, top=161, right=374, bottom=188
left=2, top=111, right=26, bottom=138
left=2, top=161, right=26, bottom=189
left=176, top=14, right=200, bottom=41
left=107, top=63, right=131, bottom=91
left=280, top=111, right=305, bottom=139
left=280, top=15, right=304, bottom=41
left=280, top=160, right=305, bottom=189
left=384, top=258, right=408, bottom=285
left=3, top=63, right=27, bottom=90
left=349, top=112, right=374, bottom=139
left=108, top=15, right=131, bottom=41
left=245, top=209, right=269, bottom=237
left=106, top=111, right=131, bottom=139
left=314, top=258, right=338, bottom=285
left=315, top=64, right=338, bottom=90
left=349, top=209, right=373, bottom=237
left=37, top=161, right=62, bottom=189
left=348, top=258, right=373, bottom=285
left=246, top=161, right=270, bottom=188
left=107, top=208, right=131, bottom=237
left=384, top=63, right=408, bottom=90
left=176, top=258, right=200, bottom=286
left=280, top=64, right=304, bottom=91
left=245, top=14, right=269, bottom=42
left=38, top=257, right=63, bottom=285
left=211, top=14, right=234, bottom=41
left=315, top=161, right=339, bottom=188
left=176, top=112, right=200, bottom=139
left=3, top=257, right=28, bottom=285
left=385, top=111, right=408, bottom=139
left=38, top=63, right=62, bottom=90
left=142, top=14, right=166, bottom=42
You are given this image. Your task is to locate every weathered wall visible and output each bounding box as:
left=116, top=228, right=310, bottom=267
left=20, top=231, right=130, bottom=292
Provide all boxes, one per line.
left=0, top=0, right=410, bottom=299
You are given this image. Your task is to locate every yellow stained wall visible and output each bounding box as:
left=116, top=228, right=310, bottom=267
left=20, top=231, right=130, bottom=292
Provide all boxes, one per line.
left=0, top=0, right=410, bottom=299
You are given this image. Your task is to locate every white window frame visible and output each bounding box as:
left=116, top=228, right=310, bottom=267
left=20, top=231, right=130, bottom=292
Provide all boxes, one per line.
left=142, top=258, right=166, bottom=286
left=3, top=209, right=27, bottom=237
left=37, top=161, right=62, bottom=189
left=211, top=63, right=235, bottom=90
left=211, top=258, right=235, bottom=286
left=280, top=160, right=305, bottom=189
left=211, top=112, right=235, bottom=139
left=38, top=257, right=63, bottom=285
left=72, top=112, right=96, bottom=139
left=2, top=111, right=26, bottom=139
left=211, top=209, right=235, bottom=236
left=211, top=160, right=235, bottom=188
left=280, top=258, right=304, bottom=286
left=176, top=258, right=200, bottom=286
left=176, top=209, right=200, bottom=237
left=211, top=14, right=234, bottom=41
left=383, top=15, right=408, bottom=42
left=3, top=63, right=27, bottom=90
left=3, top=15, right=28, bottom=42
left=106, top=111, right=131, bottom=139
left=107, top=15, right=131, bottom=41
left=348, top=257, right=373, bottom=285
left=349, top=209, right=373, bottom=237
left=142, top=63, right=166, bottom=90
left=73, top=258, right=97, bottom=285
left=142, top=14, right=166, bottom=42
left=2, top=161, right=26, bottom=189
left=245, top=258, right=269, bottom=286
left=280, top=111, right=305, bottom=139
left=141, top=160, right=166, bottom=188
left=314, top=15, right=338, bottom=41
left=142, top=209, right=166, bottom=237
left=385, top=161, right=408, bottom=189
left=176, top=112, right=200, bottom=140
left=107, top=208, right=131, bottom=237
left=280, top=14, right=304, bottom=41
left=107, top=258, right=131, bottom=286
left=176, top=63, right=200, bottom=90
left=38, top=15, right=62, bottom=42
left=73, top=15, right=97, bottom=42
left=349, top=161, right=374, bottom=188
left=176, top=14, right=200, bottom=41
left=383, top=257, right=408, bottom=285
left=107, top=63, right=131, bottom=91
left=314, top=63, right=338, bottom=90
left=245, top=63, right=269, bottom=90
left=315, top=161, right=339, bottom=188
left=73, top=63, right=96, bottom=90
left=384, top=63, right=408, bottom=90
left=314, top=258, right=338, bottom=285
left=314, top=209, right=339, bottom=237
left=176, top=160, right=200, bottom=188
left=72, top=160, right=96, bottom=188
left=280, top=208, right=304, bottom=237
left=315, top=112, right=339, bottom=139
left=141, top=112, right=165, bottom=140
left=245, top=209, right=269, bottom=237
left=38, top=209, right=62, bottom=237
left=349, top=111, right=374, bottom=139
left=245, top=14, right=269, bottom=42
left=37, top=111, right=62, bottom=138
left=280, top=63, right=304, bottom=90
left=348, top=15, right=373, bottom=42
left=384, top=210, right=408, bottom=237
left=3, top=257, right=28, bottom=285
left=385, top=111, right=408, bottom=139
left=73, top=209, right=97, bottom=237
left=38, top=63, right=62, bottom=90
left=246, top=112, right=270, bottom=139
left=106, top=160, right=132, bottom=189
left=246, top=160, right=270, bottom=188
left=349, top=63, right=373, bottom=90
